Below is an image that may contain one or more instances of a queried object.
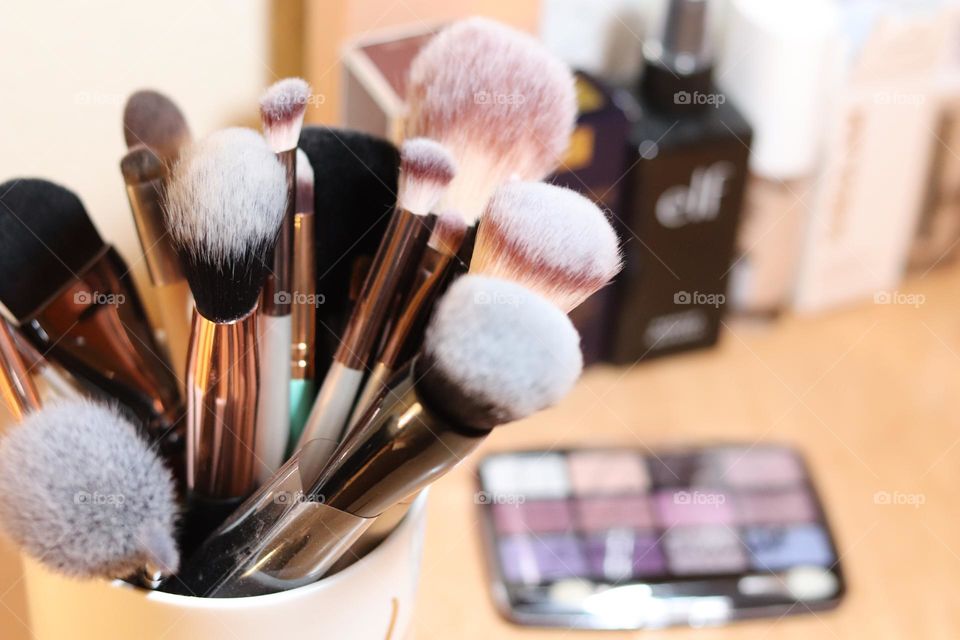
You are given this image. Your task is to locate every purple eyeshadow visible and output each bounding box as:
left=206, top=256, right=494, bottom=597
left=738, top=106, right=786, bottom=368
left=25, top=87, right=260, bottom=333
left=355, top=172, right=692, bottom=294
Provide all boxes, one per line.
left=654, top=489, right=735, bottom=527
left=498, top=534, right=587, bottom=584
left=492, top=500, right=573, bottom=535
left=663, top=525, right=747, bottom=575
left=647, top=453, right=704, bottom=487
left=573, top=496, right=654, bottom=532
left=736, top=488, right=818, bottom=525
left=584, top=530, right=666, bottom=580
left=745, top=525, right=835, bottom=570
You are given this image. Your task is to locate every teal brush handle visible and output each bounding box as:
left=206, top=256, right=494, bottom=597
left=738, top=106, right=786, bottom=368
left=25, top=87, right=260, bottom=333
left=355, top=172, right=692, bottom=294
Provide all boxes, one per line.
left=288, top=378, right=316, bottom=455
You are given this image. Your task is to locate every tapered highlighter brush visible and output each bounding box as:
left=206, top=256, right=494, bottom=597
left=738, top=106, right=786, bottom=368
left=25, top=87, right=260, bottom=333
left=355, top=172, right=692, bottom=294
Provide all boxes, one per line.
left=165, top=128, right=287, bottom=537
left=350, top=211, right=468, bottom=424
left=471, top=181, right=624, bottom=312
left=122, top=90, right=193, bottom=379
left=406, top=16, right=577, bottom=225
left=0, top=399, right=179, bottom=585
left=171, top=275, right=582, bottom=596
left=289, top=149, right=316, bottom=445
left=256, top=78, right=310, bottom=482
left=296, top=138, right=456, bottom=452
left=0, top=179, right=183, bottom=450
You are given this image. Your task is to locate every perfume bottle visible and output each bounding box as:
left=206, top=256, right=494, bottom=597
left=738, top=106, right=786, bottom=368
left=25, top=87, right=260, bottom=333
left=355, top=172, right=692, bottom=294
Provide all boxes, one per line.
left=610, top=0, right=752, bottom=363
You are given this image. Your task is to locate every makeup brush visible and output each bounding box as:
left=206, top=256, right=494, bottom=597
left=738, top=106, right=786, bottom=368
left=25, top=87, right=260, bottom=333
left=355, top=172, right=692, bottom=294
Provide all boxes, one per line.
left=406, top=17, right=577, bottom=224
left=256, top=78, right=310, bottom=482
left=350, top=211, right=468, bottom=424
left=296, top=137, right=456, bottom=452
left=5, top=319, right=83, bottom=406
left=296, top=127, right=400, bottom=374
left=123, top=89, right=192, bottom=164
left=172, top=274, right=582, bottom=596
left=471, top=181, right=623, bottom=311
left=165, top=128, right=286, bottom=522
left=120, top=145, right=192, bottom=380
left=0, top=178, right=183, bottom=448
left=0, top=317, right=41, bottom=422
left=289, top=148, right=316, bottom=445
left=0, top=399, right=179, bottom=584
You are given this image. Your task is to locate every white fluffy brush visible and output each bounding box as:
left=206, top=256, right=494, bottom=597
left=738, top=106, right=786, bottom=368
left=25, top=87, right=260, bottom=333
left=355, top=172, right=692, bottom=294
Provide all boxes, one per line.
left=406, top=17, right=577, bottom=224
left=472, top=181, right=623, bottom=312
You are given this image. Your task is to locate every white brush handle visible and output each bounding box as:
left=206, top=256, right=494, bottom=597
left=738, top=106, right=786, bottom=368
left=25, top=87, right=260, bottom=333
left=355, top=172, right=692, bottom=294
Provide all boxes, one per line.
left=256, top=313, right=292, bottom=483
left=296, top=361, right=364, bottom=453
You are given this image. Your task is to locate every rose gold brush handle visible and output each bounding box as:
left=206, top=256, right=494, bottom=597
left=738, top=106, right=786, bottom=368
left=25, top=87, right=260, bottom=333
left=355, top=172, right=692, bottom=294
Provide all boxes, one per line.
left=0, top=318, right=41, bottom=422
left=186, top=310, right=260, bottom=499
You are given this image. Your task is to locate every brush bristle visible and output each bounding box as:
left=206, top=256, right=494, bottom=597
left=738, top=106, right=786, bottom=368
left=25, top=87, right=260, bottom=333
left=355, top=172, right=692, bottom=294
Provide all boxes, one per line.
left=0, top=399, right=179, bottom=579
left=123, top=90, right=191, bottom=163
left=416, top=275, right=582, bottom=431
left=406, top=17, right=576, bottom=223
left=472, top=182, right=623, bottom=311
left=428, top=211, right=468, bottom=256
left=165, top=128, right=287, bottom=322
left=0, top=179, right=105, bottom=320
left=398, top=138, right=456, bottom=215
left=295, top=148, right=315, bottom=216
left=120, top=145, right=166, bottom=185
left=260, top=78, right=311, bottom=153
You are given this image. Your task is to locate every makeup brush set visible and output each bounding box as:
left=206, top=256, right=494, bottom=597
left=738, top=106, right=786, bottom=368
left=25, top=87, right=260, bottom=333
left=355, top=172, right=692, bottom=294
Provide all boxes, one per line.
left=0, top=17, right=622, bottom=599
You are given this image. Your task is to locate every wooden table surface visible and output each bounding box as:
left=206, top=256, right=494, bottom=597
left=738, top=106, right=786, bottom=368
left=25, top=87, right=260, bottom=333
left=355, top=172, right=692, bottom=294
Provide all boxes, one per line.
left=412, top=264, right=960, bottom=639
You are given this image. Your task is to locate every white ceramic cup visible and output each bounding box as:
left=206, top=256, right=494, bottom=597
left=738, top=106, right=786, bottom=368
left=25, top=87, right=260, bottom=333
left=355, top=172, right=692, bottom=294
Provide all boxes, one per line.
left=22, top=492, right=428, bottom=640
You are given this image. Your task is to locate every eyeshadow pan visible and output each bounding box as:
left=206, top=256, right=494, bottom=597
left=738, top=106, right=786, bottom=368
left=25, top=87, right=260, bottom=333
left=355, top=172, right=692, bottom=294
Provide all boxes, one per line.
left=568, top=450, right=648, bottom=495
left=499, top=534, right=587, bottom=584
left=481, top=453, right=570, bottom=499
left=664, top=525, right=747, bottom=575
left=574, top=496, right=654, bottom=532
left=744, top=525, right=835, bottom=570
left=654, top=489, right=735, bottom=527
left=704, top=447, right=804, bottom=488
left=647, top=452, right=705, bottom=487
left=492, top=500, right=573, bottom=535
left=584, top=530, right=666, bottom=580
left=736, top=488, right=818, bottom=525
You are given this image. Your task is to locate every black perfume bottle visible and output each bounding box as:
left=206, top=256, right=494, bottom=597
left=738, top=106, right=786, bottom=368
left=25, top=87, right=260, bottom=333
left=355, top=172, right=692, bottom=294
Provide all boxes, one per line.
left=610, top=0, right=752, bottom=363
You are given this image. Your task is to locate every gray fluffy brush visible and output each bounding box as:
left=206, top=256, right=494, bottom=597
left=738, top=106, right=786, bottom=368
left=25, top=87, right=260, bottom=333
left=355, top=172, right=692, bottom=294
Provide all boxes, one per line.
left=0, top=400, right=179, bottom=581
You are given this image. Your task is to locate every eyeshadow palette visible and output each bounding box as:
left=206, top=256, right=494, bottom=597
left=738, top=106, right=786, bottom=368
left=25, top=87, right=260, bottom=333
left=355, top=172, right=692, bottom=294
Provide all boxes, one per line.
left=477, top=445, right=844, bottom=629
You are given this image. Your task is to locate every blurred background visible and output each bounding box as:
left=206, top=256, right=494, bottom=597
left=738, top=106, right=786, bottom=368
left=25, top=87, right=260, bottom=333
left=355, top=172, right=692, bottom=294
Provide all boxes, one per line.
left=2, top=0, right=960, bottom=637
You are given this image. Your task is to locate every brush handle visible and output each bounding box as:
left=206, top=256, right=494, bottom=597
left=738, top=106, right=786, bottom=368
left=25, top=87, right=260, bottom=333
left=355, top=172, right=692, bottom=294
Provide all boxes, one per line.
left=296, top=361, right=364, bottom=452
left=186, top=310, right=260, bottom=500
left=288, top=378, right=315, bottom=451
left=255, top=313, right=292, bottom=483
left=0, top=318, right=40, bottom=421
left=347, top=361, right=390, bottom=430
left=154, top=280, right=193, bottom=388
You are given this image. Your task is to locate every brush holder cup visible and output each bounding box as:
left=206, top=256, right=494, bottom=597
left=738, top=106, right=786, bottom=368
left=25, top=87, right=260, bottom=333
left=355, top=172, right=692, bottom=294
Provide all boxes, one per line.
left=22, top=491, right=428, bottom=639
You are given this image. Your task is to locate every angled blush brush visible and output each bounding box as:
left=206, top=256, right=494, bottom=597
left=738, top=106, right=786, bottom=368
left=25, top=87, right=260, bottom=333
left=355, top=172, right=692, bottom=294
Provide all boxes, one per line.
left=296, top=137, right=455, bottom=452
left=122, top=90, right=193, bottom=379
left=289, top=149, right=317, bottom=445
left=256, top=78, right=310, bottom=482
left=406, top=17, right=577, bottom=225
left=165, top=128, right=287, bottom=534
left=470, top=181, right=623, bottom=312
left=0, top=178, right=183, bottom=451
